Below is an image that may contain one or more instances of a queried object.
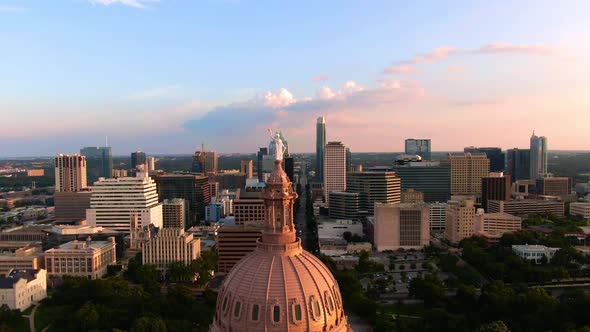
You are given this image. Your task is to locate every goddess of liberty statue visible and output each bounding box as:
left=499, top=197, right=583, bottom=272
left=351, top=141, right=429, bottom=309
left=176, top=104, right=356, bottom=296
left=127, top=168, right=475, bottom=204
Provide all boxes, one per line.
left=268, top=129, right=285, bottom=161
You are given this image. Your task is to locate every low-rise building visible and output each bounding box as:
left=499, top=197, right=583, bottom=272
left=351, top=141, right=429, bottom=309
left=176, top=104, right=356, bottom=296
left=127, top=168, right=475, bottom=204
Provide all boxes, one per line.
left=0, top=245, right=44, bottom=275
left=487, top=199, right=564, bottom=217
left=319, top=238, right=372, bottom=256
left=142, top=228, right=200, bottom=271
left=317, top=219, right=363, bottom=239
left=0, top=269, right=47, bottom=311
left=512, top=244, right=559, bottom=263
left=474, top=212, right=521, bottom=237
left=44, top=237, right=117, bottom=279
left=570, top=203, right=590, bottom=220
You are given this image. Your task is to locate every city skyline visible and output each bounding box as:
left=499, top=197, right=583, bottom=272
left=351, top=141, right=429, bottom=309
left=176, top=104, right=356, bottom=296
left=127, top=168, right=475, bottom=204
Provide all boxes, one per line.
left=2, top=1, right=589, bottom=156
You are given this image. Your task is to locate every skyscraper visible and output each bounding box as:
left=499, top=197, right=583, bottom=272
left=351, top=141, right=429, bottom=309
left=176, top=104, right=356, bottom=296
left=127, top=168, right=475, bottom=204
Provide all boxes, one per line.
left=316, top=116, right=326, bottom=181
left=256, top=147, right=268, bottom=182
left=448, top=153, right=490, bottom=196
left=347, top=171, right=401, bottom=216
left=464, top=147, right=505, bottom=172
left=481, top=173, right=512, bottom=211
left=153, top=173, right=210, bottom=225
left=393, top=159, right=451, bottom=203
left=324, top=141, right=347, bottom=205
left=192, top=149, right=218, bottom=175
left=130, top=151, right=147, bottom=171
left=506, top=148, right=530, bottom=182
left=346, top=147, right=352, bottom=172
left=240, top=159, right=253, bottom=178
left=80, top=146, right=113, bottom=184
left=54, top=154, right=87, bottom=192
left=405, top=139, right=431, bottom=160
left=530, top=132, right=548, bottom=179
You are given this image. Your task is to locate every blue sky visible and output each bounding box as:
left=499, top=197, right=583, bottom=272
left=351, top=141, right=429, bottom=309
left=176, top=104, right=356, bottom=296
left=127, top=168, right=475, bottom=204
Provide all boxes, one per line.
left=1, top=0, right=589, bottom=156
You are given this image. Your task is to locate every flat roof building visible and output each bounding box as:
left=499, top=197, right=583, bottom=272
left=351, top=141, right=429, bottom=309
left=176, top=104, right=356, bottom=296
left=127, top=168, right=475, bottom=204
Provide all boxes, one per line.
left=0, top=245, right=44, bottom=276
left=347, top=171, right=401, bottom=216
left=153, top=173, right=210, bottom=224
left=474, top=212, right=521, bottom=237
left=374, top=202, right=430, bottom=251
left=54, top=190, right=92, bottom=221
left=324, top=141, right=347, bottom=206
left=448, top=153, right=490, bottom=196
left=393, top=161, right=451, bottom=203
left=445, top=198, right=476, bottom=244
left=44, top=237, right=116, bottom=279
left=216, top=225, right=262, bottom=273
left=55, top=154, right=87, bottom=192
left=0, top=269, right=47, bottom=311
left=570, top=203, right=590, bottom=220
left=328, top=192, right=361, bottom=221
left=317, top=219, right=363, bottom=239
left=162, top=198, right=186, bottom=229
left=487, top=199, right=564, bottom=218
left=142, top=228, right=200, bottom=271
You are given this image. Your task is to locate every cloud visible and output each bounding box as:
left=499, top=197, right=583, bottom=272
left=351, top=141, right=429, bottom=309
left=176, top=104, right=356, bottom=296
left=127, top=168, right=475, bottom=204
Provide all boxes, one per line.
left=475, top=43, right=556, bottom=56
left=0, top=5, right=27, bottom=12
left=312, top=75, right=329, bottom=82
left=400, top=46, right=458, bottom=66
left=383, top=65, right=417, bottom=75
left=88, top=0, right=159, bottom=9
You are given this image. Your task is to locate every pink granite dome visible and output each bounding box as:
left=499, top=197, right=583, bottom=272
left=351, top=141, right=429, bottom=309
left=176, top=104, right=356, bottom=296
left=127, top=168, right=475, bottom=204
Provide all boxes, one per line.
left=211, top=160, right=351, bottom=332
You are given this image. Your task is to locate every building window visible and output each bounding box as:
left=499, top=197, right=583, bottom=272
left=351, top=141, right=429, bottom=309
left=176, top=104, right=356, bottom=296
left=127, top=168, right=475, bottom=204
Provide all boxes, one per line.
left=222, top=294, right=230, bottom=314
left=310, top=295, right=322, bottom=320
left=272, top=305, right=281, bottom=323
left=292, top=303, right=303, bottom=323
left=233, top=301, right=242, bottom=319
left=251, top=304, right=260, bottom=322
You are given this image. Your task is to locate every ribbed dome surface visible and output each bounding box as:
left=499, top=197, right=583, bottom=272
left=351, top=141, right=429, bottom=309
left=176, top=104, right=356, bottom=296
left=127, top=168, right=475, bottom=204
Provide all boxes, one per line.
left=210, top=242, right=350, bottom=332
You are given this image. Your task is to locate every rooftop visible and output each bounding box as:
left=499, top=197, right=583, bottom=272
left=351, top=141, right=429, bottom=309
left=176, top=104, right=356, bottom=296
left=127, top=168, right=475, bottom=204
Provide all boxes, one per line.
left=0, top=269, right=41, bottom=289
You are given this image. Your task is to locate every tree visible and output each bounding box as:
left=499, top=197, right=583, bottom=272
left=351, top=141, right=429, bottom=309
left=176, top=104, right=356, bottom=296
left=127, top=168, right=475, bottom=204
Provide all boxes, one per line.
left=476, top=320, right=510, bottom=332
left=131, top=316, right=167, bottom=332
left=409, top=273, right=445, bottom=306
left=77, top=302, right=100, bottom=331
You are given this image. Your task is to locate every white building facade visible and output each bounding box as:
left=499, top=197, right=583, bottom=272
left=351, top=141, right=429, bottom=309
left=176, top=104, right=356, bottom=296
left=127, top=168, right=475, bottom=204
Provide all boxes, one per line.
left=142, top=228, right=201, bottom=271
left=324, top=142, right=347, bottom=205
left=0, top=269, right=47, bottom=311
left=570, top=203, right=590, bottom=220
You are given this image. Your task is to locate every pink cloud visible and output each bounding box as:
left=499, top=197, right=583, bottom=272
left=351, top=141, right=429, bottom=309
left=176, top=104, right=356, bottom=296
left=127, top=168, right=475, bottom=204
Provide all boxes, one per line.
left=475, top=43, right=556, bottom=56
left=383, top=65, right=417, bottom=75
left=400, top=46, right=458, bottom=65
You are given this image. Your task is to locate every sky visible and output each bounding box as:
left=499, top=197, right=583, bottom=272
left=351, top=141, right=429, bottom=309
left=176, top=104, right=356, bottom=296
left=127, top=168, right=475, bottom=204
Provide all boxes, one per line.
left=1, top=0, right=589, bottom=156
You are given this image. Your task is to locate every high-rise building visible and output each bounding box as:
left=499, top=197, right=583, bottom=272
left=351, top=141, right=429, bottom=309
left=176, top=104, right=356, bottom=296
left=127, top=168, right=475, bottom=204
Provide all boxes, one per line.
left=401, top=189, right=424, bottom=203
left=54, top=154, right=87, bottom=192
left=216, top=225, right=262, bottom=273
left=162, top=198, right=186, bottom=229
left=507, top=148, right=530, bottom=182
left=233, top=189, right=265, bottom=226
left=284, top=157, right=295, bottom=185
left=54, top=191, right=92, bottom=220
left=393, top=160, right=451, bottom=203
left=374, top=202, right=430, bottom=251
left=142, top=228, right=200, bottom=271
left=481, top=172, right=512, bottom=211
left=316, top=116, right=326, bottom=181
left=86, top=174, right=163, bottom=233
left=324, top=141, right=347, bottom=205
left=130, top=151, right=147, bottom=171
left=530, top=132, right=548, bottom=179
left=346, top=171, right=401, bottom=215
left=80, top=147, right=113, bottom=184
left=328, top=192, right=361, bottom=220
left=153, top=173, right=210, bottom=225
left=405, top=139, right=431, bottom=160
left=256, top=147, right=268, bottom=182
left=346, top=148, right=352, bottom=172
left=211, top=158, right=350, bottom=332
left=147, top=156, right=156, bottom=173
left=464, top=147, right=505, bottom=172
left=192, top=147, right=218, bottom=175
left=214, top=172, right=246, bottom=190
left=445, top=198, right=476, bottom=244
left=536, top=176, right=572, bottom=198
left=429, top=202, right=447, bottom=233
left=448, top=153, right=490, bottom=196
left=240, top=159, right=253, bottom=178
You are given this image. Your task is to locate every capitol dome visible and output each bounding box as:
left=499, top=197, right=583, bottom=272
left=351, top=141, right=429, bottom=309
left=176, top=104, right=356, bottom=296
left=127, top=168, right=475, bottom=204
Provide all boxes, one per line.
left=211, top=160, right=351, bottom=332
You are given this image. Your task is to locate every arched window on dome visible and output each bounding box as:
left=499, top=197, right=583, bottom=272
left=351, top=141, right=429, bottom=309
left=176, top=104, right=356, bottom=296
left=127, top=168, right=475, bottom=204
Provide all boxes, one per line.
left=332, top=285, right=341, bottom=309
left=233, top=301, right=242, bottom=320
left=310, top=295, right=322, bottom=321
left=325, top=291, right=335, bottom=314
left=290, top=301, right=303, bottom=324
left=222, top=293, right=231, bottom=315
left=251, top=304, right=260, bottom=322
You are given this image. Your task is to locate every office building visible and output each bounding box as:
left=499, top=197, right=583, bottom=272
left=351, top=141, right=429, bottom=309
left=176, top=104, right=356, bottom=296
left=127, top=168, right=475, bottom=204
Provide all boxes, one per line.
left=44, top=237, right=116, bottom=279
left=393, top=160, right=451, bottom=203
left=448, top=153, right=490, bottom=196
left=324, top=141, right=347, bottom=205
left=240, top=159, right=253, bottom=179
left=316, top=116, right=326, bottom=181
left=474, top=212, right=521, bottom=236
left=86, top=174, right=163, bottom=233
left=216, top=225, right=262, bottom=273
left=284, top=156, right=295, bottom=185
left=153, top=173, right=210, bottom=225
left=0, top=269, right=47, bottom=311
left=374, top=202, right=430, bottom=251
left=507, top=148, right=530, bottom=182
left=54, top=154, right=87, bottom=192
left=570, top=203, right=590, bottom=220
left=80, top=146, right=113, bottom=184
left=205, top=201, right=224, bottom=222
left=512, top=245, right=559, bottom=263
left=192, top=148, right=218, bottom=175
left=401, top=188, right=424, bottom=203
left=481, top=172, right=512, bottom=211
left=0, top=245, right=44, bottom=275
left=464, top=147, right=505, bottom=172
left=429, top=202, right=447, bottom=233
left=328, top=192, right=361, bottom=220
left=318, top=219, right=363, bottom=239
left=130, top=151, right=147, bottom=171
left=346, top=148, right=352, bottom=172
left=162, top=198, right=186, bottom=229
left=233, top=190, right=265, bottom=226
left=405, top=139, right=431, bottom=160
left=112, top=169, right=128, bottom=178
left=147, top=156, right=156, bottom=173
left=445, top=198, right=476, bottom=244
left=256, top=147, right=268, bottom=182
left=54, top=190, right=92, bottom=220
left=214, top=172, right=246, bottom=190
left=142, top=228, right=200, bottom=271
left=530, top=132, right=548, bottom=179
left=347, top=171, right=401, bottom=215
left=536, top=176, right=572, bottom=198
left=487, top=199, right=564, bottom=217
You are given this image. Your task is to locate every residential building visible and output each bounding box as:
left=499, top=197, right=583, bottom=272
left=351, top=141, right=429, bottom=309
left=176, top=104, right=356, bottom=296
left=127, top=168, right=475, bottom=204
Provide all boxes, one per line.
left=316, top=116, right=326, bottom=181
left=429, top=202, right=447, bottom=233
left=445, top=198, right=476, bottom=244
left=328, top=192, right=361, bottom=220
left=448, top=153, right=490, bottom=196
left=0, top=245, right=44, bottom=275
left=162, top=198, right=186, bottom=228
left=405, top=138, right=431, bottom=160
left=240, top=159, right=253, bottom=179
left=54, top=154, right=87, bottom=192
left=507, top=148, right=530, bottom=182
left=216, top=225, right=262, bottom=273
left=401, top=189, right=424, bottom=203
left=86, top=174, right=163, bottom=233
left=80, top=146, right=113, bottom=184
left=324, top=141, right=347, bottom=205
left=142, top=228, right=200, bottom=271
left=512, top=244, right=559, bottom=263
left=464, top=147, right=505, bottom=172
left=54, top=190, right=92, bottom=220
left=530, top=132, right=548, bottom=179
left=317, top=219, right=363, bottom=239
left=208, top=182, right=219, bottom=199
left=481, top=172, right=512, bottom=211
left=44, top=237, right=116, bottom=279
left=153, top=173, right=210, bottom=225
left=570, top=203, right=590, bottom=220
left=347, top=171, right=401, bottom=215
left=393, top=160, right=451, bottom=203
left=0, top=269, right=47, bottom=311
left=374, top=202, right=430, bottom=251
left=474, top=212, right=522, bottom=236
left=487, top=199, right=564, bottom=217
